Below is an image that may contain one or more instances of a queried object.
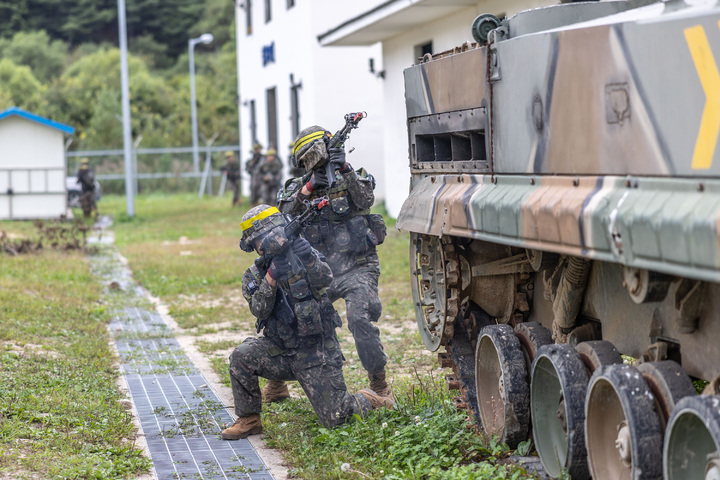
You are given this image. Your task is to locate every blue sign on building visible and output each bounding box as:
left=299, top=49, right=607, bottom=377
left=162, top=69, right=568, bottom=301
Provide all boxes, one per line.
left=262, top=42, right=275, bottom=66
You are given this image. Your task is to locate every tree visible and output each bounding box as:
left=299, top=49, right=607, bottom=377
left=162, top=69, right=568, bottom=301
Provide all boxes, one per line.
left=0, top=30, right=68, bottom=83
left=0, top=58, right=46, bottom=113
left=0, top=1, right=28, bottom=39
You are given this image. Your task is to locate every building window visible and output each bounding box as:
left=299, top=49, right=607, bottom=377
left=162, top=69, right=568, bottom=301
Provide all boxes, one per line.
left=248, top=100, right=257, bottom=146
left=289, top=74, right=302, bottom=139
left=414, top=41, right=433, bottom=62
left=265, top=0, right=271, bottom=23
left=266, top=87, right=278, bottom=150
left=287, top=0, right=294, bottom=9
left=245, top=0, right=253, bottom=35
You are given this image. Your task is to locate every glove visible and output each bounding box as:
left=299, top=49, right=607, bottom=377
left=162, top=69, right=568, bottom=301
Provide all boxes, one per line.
left=268, top=255, right=291, bottom=280
left=308, top=169, right=328, bottom=191
left=292, top=237, right=313, bottom=263
left=328, top=147, right=346, bottom=169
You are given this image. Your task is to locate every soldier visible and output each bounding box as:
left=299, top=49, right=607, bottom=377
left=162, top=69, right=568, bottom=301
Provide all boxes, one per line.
left=258, top=147, right=283, bottom=205
left=221, top=205, right=393, bottom=440
left=245, top=143, right=263, bottom=207
left=76, top=158, right=97, bottom=218
left=220, top=151, right=241, bottom=207
left=273, top=125, right=390, bottom=402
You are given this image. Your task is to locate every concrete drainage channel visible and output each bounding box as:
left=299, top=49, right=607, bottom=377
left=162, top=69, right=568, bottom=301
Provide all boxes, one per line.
left=88, top=218, right=274, bottom=480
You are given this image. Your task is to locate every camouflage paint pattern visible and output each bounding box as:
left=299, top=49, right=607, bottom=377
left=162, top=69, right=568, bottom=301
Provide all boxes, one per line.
left=398, top=1, right=720, bottom=283
left=229, top=336, right=372, bottom=428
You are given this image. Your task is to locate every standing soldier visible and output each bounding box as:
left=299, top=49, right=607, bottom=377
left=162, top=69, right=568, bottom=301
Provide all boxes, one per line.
left=76, top=158, right=97, bottom=218
left=220, top=151, right=241, bottom=207
left=258, top=147, right=283, bottom=205
left=245, top=143, right=263, bottom=207
left=221, top=205, right=393, bottom=440
left=273, top=125, right=390, bottom=402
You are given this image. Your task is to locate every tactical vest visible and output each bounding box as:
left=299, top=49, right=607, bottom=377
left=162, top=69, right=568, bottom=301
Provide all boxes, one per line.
left=282, top=170, right=387, bottom=260
left=247, top=256, right=341, bottom=351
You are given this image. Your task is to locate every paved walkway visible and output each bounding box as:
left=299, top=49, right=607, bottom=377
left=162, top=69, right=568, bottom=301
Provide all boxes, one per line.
left=89, top=222, right=274, bottom=480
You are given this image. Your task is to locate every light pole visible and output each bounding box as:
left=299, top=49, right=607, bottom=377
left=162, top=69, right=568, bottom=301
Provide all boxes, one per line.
left=189, top=33, right=214, bottom=173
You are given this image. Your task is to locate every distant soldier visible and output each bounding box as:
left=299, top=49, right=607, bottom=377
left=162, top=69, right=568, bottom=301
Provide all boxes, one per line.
left=258, top=147, right=283, bottom=205
left=220, top=151, right=241, bottom=207
left=245, top=143, right=264, bottom=207
left=221, top=205, right=393, bottom=440
left=274, top=125, right=391, bottom=402
left=76, top=158, right=97, bottom=218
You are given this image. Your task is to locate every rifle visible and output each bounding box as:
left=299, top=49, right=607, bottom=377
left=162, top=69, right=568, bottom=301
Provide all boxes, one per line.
left=254, top=198, right=329, bottom=333
left=323, top=112, right=366, bottom=186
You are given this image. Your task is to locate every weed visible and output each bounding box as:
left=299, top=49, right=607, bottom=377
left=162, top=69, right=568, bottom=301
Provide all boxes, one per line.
left=0, top=248, right=151, bottom=478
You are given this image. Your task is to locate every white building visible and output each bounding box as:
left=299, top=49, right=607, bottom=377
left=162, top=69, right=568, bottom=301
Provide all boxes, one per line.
left=319, top=0, right=558, bottom=217
left=234, top=0, right=387, bottom=199
left=0, top=107, right=74, bottom=220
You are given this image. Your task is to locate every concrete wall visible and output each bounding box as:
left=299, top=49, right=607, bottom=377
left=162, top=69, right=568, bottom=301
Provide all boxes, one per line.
left=0, top=116, right=68, bottom=219
left=235, top=0, right=386, bottom=199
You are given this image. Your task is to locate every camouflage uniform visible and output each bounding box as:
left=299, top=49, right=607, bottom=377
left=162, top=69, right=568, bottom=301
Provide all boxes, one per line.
left=278, top=166, right=388, bottom=377
left=219, top=152, right=241, bottom=206
left=76, top=159, right=97, bottom=218
left=245, top=144, right=263, bottom=206
left=258, top=150, right=283, bottom=205
left=229, top=213, right=372, bottom=428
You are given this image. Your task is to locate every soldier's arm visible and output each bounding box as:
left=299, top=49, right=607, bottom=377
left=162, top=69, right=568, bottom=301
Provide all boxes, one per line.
left=242, top=267, right=276, bottom=320
left=304, top=249, right=333, bottom=290
left=342, top=168, right=375, bottom=210
left=277, top=178, right=309, bottom=216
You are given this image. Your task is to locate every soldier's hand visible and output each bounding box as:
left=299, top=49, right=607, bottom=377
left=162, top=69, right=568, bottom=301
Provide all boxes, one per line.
left=309, top=169, right=329, bottom=191
left=268, top=255, right=291, bottom=280
left=329, top=147, right=351, bottom=173
left=260, top=228, right=289, bottom=256
left=292, top=238, right=313, bottom=263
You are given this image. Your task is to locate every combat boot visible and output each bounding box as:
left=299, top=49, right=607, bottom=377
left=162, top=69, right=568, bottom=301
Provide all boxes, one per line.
left=221, top=414, right=262, bottom=440
left=359, top=389, right=395, bottom=410
left=369, top=370, right=392, bottom=398
left=261, top=379, right=290, bottom=403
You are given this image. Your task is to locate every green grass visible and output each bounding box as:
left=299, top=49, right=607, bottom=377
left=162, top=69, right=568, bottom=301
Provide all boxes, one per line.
left=100, top=193, right=541, bottom=479
left=0, top=248, right=151, bottom=479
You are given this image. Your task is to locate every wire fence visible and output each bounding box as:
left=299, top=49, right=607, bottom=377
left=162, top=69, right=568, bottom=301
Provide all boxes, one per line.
left=66, top=145, right=245, bottom=196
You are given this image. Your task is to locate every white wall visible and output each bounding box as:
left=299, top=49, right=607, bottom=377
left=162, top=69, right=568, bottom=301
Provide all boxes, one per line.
left=235, top=0, right=386, bottom=199
left=0, top=116, right=69, bottom=219
left=379, top=0, right=558, bottom=217
left=0, top=117, right=65, bottom=168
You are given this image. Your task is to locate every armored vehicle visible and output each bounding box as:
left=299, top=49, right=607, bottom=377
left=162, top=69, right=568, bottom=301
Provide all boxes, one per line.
left=397, top=1, right=720, bottom=478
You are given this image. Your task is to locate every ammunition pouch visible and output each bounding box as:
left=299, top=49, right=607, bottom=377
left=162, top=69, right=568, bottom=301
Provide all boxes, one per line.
left=366, top=213, right=386, bottom=245
left=263, top=314, right=299, bottom=350
left=293, top=299, right=323, bottom=337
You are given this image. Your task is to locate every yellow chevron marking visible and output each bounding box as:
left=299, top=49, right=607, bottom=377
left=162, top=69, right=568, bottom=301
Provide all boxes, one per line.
left=685, top=24, right=720, bottom=170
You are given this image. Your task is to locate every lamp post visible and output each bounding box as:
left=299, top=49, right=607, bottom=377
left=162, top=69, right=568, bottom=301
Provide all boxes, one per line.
left=189, top=33, right=214, bottom=173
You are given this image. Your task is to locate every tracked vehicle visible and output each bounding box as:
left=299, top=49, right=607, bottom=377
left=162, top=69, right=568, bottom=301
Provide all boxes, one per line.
left=397, top=1, right=720, bottom=478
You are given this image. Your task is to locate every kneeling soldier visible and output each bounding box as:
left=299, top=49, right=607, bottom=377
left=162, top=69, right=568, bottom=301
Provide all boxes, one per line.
left=222, top=204, right=393, bottom=440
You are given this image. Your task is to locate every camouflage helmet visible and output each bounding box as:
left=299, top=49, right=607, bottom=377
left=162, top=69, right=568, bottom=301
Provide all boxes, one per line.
left=239, top=204, right=285, bottom=252
left=292, top=125, right=332, bottom=171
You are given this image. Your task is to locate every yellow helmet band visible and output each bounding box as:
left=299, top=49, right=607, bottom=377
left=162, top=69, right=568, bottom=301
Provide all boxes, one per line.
left=240, top=206, right=280, bottom=232
left=292, top=131, right=331, bottom=155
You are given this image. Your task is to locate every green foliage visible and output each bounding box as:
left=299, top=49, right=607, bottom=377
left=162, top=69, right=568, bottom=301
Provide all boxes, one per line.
left=0, top=248, right=151, bottom=478
left=0, top=58, right=46, bottom=112
left=0, top=30, right=68, bottom=83
left=262, top=376, right=537, bottom=479
left=0, top=0, right=238, bottom=153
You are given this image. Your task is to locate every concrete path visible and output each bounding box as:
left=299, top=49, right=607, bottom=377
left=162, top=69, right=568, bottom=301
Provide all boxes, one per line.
left=88, top=220, right=275, bottom=480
